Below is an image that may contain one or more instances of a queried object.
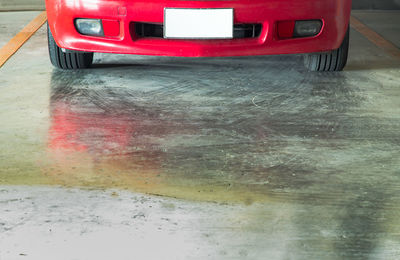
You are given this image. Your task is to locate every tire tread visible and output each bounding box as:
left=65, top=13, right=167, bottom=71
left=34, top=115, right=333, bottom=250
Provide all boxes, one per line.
left=304, top=28, right=349, bottom=72
left=47, top=24, right=93, bottom=70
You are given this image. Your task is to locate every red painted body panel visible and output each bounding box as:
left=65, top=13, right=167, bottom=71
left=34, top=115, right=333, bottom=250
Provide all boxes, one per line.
left=45, top=0, right=352, bottom=57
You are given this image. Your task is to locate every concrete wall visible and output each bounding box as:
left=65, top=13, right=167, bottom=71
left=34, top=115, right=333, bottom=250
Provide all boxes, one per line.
left=0, top=0, right=45, bottom=11
left=1, top=0, right=400, bottom=11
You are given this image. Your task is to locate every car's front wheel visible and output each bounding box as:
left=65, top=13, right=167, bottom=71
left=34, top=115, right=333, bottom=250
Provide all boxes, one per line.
left=304, top=28, right=349, bottom=72
left=47, top=24, right=93, bottom=70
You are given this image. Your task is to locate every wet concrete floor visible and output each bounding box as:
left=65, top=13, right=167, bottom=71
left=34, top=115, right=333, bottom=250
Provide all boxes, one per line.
left=1, top=11, right=400, bottom=259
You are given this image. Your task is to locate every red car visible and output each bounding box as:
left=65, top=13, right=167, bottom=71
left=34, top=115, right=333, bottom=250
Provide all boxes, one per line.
left=46, top=0, right=351, bottom=71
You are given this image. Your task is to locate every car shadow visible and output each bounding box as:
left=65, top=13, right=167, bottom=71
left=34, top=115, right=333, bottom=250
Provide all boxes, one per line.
left=89, top=54, right=306, bottom=71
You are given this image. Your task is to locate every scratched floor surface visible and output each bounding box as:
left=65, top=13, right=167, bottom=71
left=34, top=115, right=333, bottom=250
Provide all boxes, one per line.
left=1, top=11, right=400, bottom=260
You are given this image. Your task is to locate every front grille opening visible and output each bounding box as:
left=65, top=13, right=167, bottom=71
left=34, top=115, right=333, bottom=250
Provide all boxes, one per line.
left=233, top=24, right=262, bottom=38
left=133, top=22, right=164, bottom=38
left=132, top=22, right=262, bottom=39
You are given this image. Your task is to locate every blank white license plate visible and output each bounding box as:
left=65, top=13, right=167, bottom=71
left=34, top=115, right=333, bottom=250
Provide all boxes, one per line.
left=164, top=8, right=233, bottom=39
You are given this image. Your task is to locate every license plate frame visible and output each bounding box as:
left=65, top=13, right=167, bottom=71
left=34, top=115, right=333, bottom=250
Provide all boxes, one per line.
left=164, top=8, right=234, bottom=39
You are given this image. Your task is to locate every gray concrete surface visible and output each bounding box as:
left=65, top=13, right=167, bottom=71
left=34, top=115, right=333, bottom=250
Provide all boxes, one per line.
left=1, top=11, right=400, bottom=260
left=2, top=186, right=282, bottom=260
left=352, top=10, right=400, bottom=48
left=0, top=11, right=41, bottom=47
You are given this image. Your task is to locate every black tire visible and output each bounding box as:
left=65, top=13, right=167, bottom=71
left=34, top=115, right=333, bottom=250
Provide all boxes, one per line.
left=304, top=28, right=349, bottom=72
left=47, top=24, right=93, bottom=70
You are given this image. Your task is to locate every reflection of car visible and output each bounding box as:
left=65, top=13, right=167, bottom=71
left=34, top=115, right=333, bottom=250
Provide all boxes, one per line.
left=46, top=98, right=163, bottom=190
left=46, top=0, right=351, bottom=71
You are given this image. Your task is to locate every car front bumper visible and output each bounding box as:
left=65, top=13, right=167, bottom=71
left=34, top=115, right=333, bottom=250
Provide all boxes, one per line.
left=46, top=0, right=352, bottom=57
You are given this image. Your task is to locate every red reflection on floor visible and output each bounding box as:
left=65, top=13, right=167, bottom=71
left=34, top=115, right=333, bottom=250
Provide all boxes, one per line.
left=48, top=102, right=135, bottom=155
